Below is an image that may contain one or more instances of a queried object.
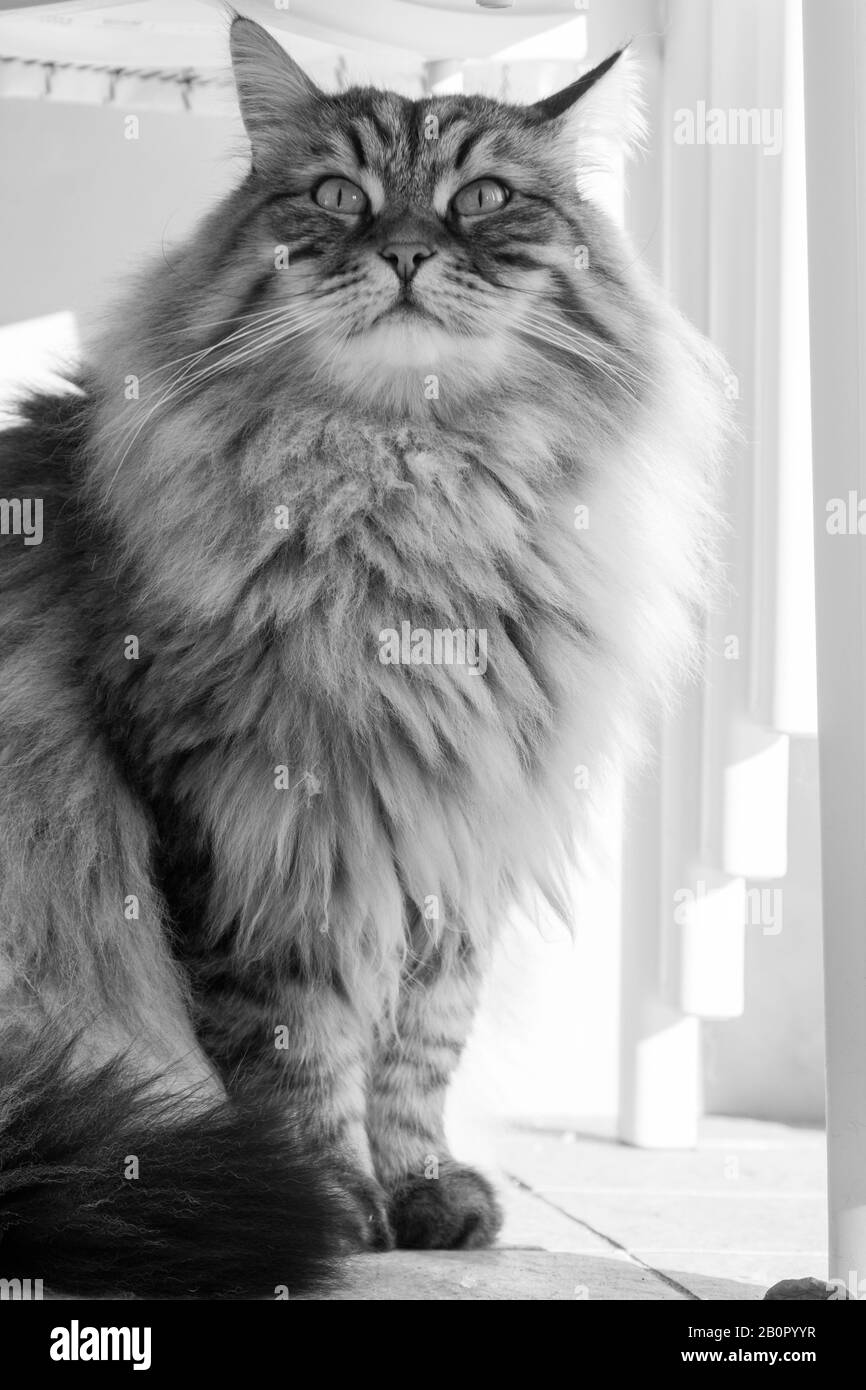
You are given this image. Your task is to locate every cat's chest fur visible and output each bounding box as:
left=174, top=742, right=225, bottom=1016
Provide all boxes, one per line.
left=238, top=409, right=566, bottom=628
left=127, top=406, right=582, bottom=736
left=121, top=406, right=594, bottom=956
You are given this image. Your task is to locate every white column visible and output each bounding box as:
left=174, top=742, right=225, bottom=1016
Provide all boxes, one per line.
left=619, top=751, right=702, bottom=1148
left=617, top=16, right=704, bottom=1149
left=619, top=0, right=811, bottom=1146
left=802, top=0, right=866, bottom=1285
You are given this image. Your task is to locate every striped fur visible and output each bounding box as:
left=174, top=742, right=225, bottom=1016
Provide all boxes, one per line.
left=0, top=16, right=728, bottom=1291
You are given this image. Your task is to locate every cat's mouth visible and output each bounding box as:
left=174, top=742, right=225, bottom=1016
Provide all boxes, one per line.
left=375, top=290, right=439, bottom=326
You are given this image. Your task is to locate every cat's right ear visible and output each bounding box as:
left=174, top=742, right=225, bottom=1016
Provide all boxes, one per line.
left=230, top=16, right=320, bottom=160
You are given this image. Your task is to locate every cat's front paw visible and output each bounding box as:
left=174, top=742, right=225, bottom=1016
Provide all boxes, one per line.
left=388, top=1161, right=503, bottom=1250
left=338, top=1167, right=395, bottom=1252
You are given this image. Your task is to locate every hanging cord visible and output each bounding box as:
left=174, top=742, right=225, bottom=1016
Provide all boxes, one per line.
left=0, top=53, right=230, bottom=103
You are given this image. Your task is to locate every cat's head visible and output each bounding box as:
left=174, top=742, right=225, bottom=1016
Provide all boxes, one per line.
left=218, top=16, right=643, bottom=414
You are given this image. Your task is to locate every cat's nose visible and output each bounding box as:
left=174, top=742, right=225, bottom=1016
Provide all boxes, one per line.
left=379, top=243, right=435, bottom=284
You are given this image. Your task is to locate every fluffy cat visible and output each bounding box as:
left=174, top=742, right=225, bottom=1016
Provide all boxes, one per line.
left=0, top=16, right=726, bottom=1298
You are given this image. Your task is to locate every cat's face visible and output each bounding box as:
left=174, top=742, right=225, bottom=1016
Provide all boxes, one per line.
left=225, top=18, right=641, bottom=411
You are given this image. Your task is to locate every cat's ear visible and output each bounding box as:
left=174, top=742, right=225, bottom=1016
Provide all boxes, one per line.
left=531, top=47, right=645, bottom=189
left=230, top=16, right=321, bottom=156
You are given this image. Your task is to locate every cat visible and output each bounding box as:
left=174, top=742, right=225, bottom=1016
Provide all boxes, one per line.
left=0, top=15, right=727, bottom=1298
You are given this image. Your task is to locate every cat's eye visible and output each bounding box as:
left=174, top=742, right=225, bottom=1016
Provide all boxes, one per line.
left=452, top=178, right=510, bottom=218
left=314, top=177, right=369, bottom=215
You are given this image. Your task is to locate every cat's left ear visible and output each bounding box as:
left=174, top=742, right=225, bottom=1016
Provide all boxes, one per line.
left=531, top=47, right=645, bottom=187
left=230, top=16, right=321, bottom=162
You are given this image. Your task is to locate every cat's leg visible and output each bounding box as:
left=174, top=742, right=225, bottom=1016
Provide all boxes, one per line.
left=190, top=950, right=394, bottom=1250
left=367, top=938, right=503, bottom=1250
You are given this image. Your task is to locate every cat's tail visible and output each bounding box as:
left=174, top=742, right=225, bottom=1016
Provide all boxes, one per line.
left=0, top=1025, right=350, bottom=1299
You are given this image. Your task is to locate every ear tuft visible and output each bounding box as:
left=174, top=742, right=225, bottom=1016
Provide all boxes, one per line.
left=532, top=48, right=627, bottom=121
left=531, top=45, right=646, bottom=191
left=229, top=15, right=320, bottom=152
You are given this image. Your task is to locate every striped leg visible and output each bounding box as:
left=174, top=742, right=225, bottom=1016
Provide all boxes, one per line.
left=367, top=940, right=503, bottom=1250
left=191, top=951, right=393, bottom=1250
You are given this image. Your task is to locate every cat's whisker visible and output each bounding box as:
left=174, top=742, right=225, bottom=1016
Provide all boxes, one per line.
left=515, top=310, right=607, bottom=355
left=518, top=332, right=638, bottom=399
left=516, top=301, right=655, bottom=389
left=135, top=309, right=297, bottom=383
left=142, top=317, right=320, bottom=418
left=138, top=307, right=305, bottom=382
left=127, top=306, right=298, bottom=353
left=545, top=327, right=652, bottom=389
left=178, top=313, right=326, bottom=391
left=515, top=314, right=643, bottom=398
left=518, top=317, right=620, bottom=370
left=130, top=315, right=326, bottom=430
left=99, top=309, right=301, bottom=449
left=142, top=307, right=322, bottom=396
left=106, top=312, right=326, bottom=490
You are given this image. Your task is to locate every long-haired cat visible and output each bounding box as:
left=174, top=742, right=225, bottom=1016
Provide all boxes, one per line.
left=0, top=16, right=726, bottom=1298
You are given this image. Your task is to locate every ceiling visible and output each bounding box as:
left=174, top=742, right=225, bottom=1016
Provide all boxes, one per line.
left=0, top=0, right=654, bottom=108
left=0, top=0, right=598, bottom=70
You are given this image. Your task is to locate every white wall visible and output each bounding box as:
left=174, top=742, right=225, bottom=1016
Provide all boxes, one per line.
left=0, top=97, right=242, bottom=334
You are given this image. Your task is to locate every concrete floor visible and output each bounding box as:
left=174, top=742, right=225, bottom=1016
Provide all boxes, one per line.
left=317, top=1117, right=827, bottom=1300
